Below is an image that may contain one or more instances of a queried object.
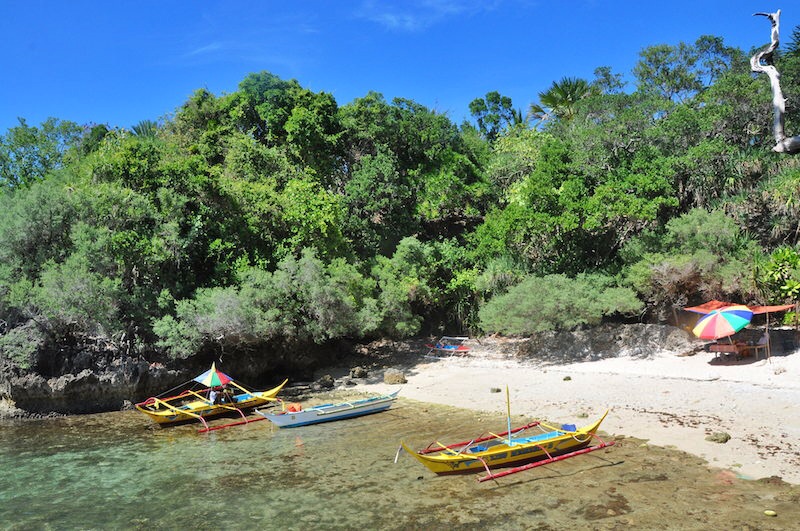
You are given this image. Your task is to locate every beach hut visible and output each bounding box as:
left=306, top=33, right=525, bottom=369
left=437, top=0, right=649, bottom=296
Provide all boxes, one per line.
left=684, top=300, right=796, bottom=359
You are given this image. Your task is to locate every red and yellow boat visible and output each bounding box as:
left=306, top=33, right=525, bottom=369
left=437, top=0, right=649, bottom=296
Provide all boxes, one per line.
left=401, top=410, right=612, bottom=482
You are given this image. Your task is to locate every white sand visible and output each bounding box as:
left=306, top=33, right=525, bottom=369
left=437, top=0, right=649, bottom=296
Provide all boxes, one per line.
left=352, top=344, right=800, bottom=484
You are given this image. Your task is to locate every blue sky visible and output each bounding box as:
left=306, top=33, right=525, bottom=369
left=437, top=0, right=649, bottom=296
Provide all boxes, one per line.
left=1, top=1, right=795, bottom=134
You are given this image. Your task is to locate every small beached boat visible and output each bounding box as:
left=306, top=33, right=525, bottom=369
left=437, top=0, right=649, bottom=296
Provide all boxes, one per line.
left=425, top=336, right=470, bottom=356
left=400, top=410, right=612, bottom=481
left=135, top=363, right=287, bottom=430
left=256, top=390, right=400, bottom=428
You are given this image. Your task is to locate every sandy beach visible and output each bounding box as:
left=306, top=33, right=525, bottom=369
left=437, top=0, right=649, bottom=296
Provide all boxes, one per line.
left=351, top=338, right=800, bottom=484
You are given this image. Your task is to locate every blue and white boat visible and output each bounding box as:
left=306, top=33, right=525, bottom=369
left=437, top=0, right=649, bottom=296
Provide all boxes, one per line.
left=255, top=390, right=400, bottom=428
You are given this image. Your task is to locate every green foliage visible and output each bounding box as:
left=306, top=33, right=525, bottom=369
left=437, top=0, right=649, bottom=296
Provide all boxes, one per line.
left=79, top=124, right=110, bottom=155
left=31, top=256, right=123, bottom=338
left=416, top=147, right=487, bottom=223
left=755, top=246, right=800, bottom=302
left=474, top=255, right=528, bottom=298
left=0, top=325, right=46, bottom=369
left=279, top=176, right=348, bottom=261
left=622, top=209, right=759, bottom=308
left=131, top=120, right=160, bottom=139
left=4, top=48, right=799, bottom=363
left=485, top=128, right=550, bottom=192
left=153, top=249, right=380, bottom=359
left=0, top=175, right=76, bottom=278
left=753, top=165, right=800, bottom=245
left=343, top=148, right=413, bottom=256
left=371, top=237, right=438, bottom=338
left=91, top=131, right=165, bottom=191
left=592, top=66, right=626, bottom=94
left=170, top=88, right=230, bottom=164
left=479, top=274, right=642, bottom=335
left=475, top=132, right=675, bottom=274
left=634, top=35, right=742, bottom=103
left=469, top=91, right=521, bottom=141
left=529, top=77, right=592, bottom=124
left=0, top=117, right=82, bottom=189
left=661, top=209, right=750, bottom=255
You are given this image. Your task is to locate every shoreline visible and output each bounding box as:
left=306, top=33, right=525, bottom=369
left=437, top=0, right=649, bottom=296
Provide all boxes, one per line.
left=349, top=341, right=800, bottom=484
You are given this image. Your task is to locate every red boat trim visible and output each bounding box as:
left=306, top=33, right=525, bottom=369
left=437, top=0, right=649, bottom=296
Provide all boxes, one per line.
left=197, top=415, right=269, bottom=434
left=477, top=439, right=616, bottom=482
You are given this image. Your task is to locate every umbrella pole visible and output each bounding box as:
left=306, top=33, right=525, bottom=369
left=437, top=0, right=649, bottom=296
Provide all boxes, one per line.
left=767, top=313, right=771, bottom=361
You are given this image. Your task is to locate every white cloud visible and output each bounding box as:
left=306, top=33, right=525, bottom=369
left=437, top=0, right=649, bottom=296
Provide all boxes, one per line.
left=357, top=0, right=501, bottom=32
left=185, top=42, right=224, bottom=58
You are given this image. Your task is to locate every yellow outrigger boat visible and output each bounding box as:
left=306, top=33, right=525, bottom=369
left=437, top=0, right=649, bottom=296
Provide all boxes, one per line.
left=401, top=408, right=612, bottom=482
left=135, top=363, right=287, bottom=431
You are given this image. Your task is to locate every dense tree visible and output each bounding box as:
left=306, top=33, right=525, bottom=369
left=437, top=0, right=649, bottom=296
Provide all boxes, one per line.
left=634, top=35, right=742, bottom=103
left=469, top=91, right=523, bottom=142
left=153, top=249, right=380, bottom=358
left=0, top=117, right=82, bottom=189
left=2, top=34, right=799, bottom=367
left=621, top=209, right=760, bottom=316
left=592, top=66, right=626, bottom=94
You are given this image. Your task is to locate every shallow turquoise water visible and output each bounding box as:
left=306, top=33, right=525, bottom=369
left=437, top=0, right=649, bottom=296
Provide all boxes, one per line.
left=0, top=398, right=568, bottom=530
left=2, top=395, right=798, bottom=530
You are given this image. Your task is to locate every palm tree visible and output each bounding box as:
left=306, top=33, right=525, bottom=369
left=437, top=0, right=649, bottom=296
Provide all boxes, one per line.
left=131, top=119, right=160, bottom=139
left=527, top=77, right=592, bottom=125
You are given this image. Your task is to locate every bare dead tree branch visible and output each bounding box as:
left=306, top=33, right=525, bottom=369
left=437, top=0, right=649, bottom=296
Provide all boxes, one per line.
left=751, top=9, right=800, bottom=154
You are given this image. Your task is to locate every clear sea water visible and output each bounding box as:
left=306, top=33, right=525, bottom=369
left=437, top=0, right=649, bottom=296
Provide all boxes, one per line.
left=1, top=394, right=799, bottom=530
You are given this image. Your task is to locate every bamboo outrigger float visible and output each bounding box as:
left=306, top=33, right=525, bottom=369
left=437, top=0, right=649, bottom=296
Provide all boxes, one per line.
left=134, top=363, right=287, bottom=432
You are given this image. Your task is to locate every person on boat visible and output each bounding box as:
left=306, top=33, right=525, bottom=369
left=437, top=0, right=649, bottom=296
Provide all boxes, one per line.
left=221, top=383, right=236, bottom=406
left=208, top=388, right=219, bottom=405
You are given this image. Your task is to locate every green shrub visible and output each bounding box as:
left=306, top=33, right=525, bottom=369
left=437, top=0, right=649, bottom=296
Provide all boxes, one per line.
left=0, top=325, right=46, bottom=369
left=478, top=273, right=642, bottom=335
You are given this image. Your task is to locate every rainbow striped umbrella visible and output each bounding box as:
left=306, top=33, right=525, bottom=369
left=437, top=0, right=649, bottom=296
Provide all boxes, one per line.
left=193, top=363, right=233, bottom=387
left=692, top=305, right=753, bottom=340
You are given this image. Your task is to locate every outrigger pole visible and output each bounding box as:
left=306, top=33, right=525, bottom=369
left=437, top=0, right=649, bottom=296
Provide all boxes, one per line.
left=198, top=415, right=269, bottom=434
left=145, top=396, right=210, bottom=431
left=476, top=434, right=616, bottom=483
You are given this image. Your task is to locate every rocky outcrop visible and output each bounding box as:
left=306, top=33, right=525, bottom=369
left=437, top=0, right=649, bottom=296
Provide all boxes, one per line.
left=515, top=323, right=701, bottom=364
left=0, top=335, right=346, bottom=417
left=2, top=323, right=791, bottom=417
left=2, top=356, right=184, bottom=415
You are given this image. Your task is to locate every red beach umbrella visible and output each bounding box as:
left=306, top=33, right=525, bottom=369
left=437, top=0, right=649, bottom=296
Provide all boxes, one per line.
left=692, top=305, right=753, bottom=340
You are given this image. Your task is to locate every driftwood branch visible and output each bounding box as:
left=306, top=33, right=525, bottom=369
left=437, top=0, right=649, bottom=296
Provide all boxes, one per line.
left=751, top=9, right=800, bottom=154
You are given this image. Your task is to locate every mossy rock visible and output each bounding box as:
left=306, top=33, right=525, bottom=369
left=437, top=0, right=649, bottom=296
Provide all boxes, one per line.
left=705, top=432, right=731, bottom=444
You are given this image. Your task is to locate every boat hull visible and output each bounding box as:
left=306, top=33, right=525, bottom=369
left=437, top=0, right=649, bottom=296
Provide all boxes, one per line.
left=256, top=391, right=399, bottom=428
left=402, top=411, right=608, bottom=476
left=135, top=379, right=288, bottom=426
